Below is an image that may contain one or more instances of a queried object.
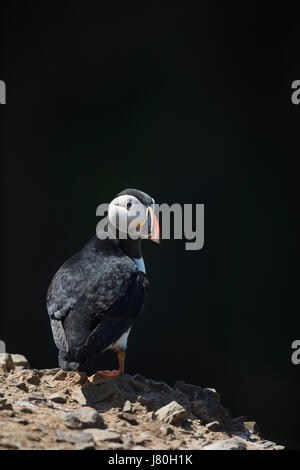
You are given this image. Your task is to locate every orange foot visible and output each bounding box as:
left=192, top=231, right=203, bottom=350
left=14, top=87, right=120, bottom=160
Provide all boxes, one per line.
left=96, top=369, right=121, bottom=378
left=96, top=351, right=125, bottom=378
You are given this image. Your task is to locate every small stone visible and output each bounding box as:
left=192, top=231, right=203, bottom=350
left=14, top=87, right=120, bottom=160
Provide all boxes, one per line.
left=67, top=371, right=87, bottom=385
left=120, top=421, right=129, bottom=428
left=2, top=410, right=15, bottom=417
left=11, top=354, right=30, bottom=369
left=83, top=428, right=122, bottom=443
left=117, top=412, right=139, bottom=426
left=15, top=418, right=29, bottom=425
left=136, top=394, right=154, bottom=409
left=39, top=368, right=60, bottom=376
left=244, top=421, right=259, bottom=434
left=79, top=383, right=120, bottom=405
left=258, top=440, right=275, bottom=449
left=56, top=429, right=93, bottom=444
left=0, top=398, right=13, bottom=410
left=106, top=442, right=125, bottom=450
left=71, top=388, right=87, bottom=405
left=62, top=407, right=104, bottom=430
left=0, top=439, right=21, bottom=449
left=123, top=400, right=132, bottom=413
left=28, top=434, right=41, bottom=442
left=16, top=405, right=33, bottom=413
left=206, top=420, right=221, bottom=432
left=32, top=425, right=46, bottom=433
left=149, top=411, right=156, bottom=421
left=135, top=432, right=152, bottom=444
left=15, top=380, right=29, bottom=392
left=27, top=391, right=45, bottom=401
left=87, top=374, right=106, bottom=385
left=75, top=441, right=95, bottom=450
left=274, top=445, right=285, bottom=450
left=26, top=371, right=40, bottom=386
left=122, top=434, right=134, bottom=447
left=203, top=438, right=247, bottom=450
left=160, top=424, right=174, bottom=436
left=0, top=353, right=14, bottom=371
left=48, top=393, right=66, bottom=404
left=52, top=370, right=68, bottom=381
left=155, top=401, right=186, bottom=425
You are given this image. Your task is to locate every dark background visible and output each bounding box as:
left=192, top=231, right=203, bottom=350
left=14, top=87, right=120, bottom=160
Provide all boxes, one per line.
left=1, top=3, right=299, bottom=449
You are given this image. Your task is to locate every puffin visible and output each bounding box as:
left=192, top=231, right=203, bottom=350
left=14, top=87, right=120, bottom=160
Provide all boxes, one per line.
left=47, top=189, right=160, bottom=377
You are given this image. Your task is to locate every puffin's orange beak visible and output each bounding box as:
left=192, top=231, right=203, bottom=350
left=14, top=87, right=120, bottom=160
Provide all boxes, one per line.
left=147, top=207, right=160, bottom=244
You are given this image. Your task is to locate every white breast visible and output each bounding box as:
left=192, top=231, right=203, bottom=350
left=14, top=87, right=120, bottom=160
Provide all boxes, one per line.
left=132, top=257, right=146, bottom=273
left=109, top=327, right=132, bottom=351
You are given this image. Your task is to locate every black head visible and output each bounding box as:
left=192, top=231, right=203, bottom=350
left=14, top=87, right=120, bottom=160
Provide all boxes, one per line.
left=108, top=188, right=159, bottom=244
left=115, top=188, right=154, bottom=208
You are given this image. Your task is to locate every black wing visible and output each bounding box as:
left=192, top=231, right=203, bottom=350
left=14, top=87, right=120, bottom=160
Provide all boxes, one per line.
left=47, top=251, right=88, bottom=354
left=47, top=246, right=149, bottom=362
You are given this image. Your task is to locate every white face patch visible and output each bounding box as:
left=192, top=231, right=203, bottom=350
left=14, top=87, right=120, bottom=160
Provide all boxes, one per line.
left=132, top=257, right=146, bottom=273
left=108, top=195, right=147, bottom=237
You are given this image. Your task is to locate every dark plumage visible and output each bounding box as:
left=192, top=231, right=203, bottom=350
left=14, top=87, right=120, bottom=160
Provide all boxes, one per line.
left=47, top=189, right=158, bottom=374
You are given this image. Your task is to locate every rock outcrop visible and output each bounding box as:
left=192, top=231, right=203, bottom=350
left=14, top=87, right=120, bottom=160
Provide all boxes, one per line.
left=0, top=353, right=284, bottom=450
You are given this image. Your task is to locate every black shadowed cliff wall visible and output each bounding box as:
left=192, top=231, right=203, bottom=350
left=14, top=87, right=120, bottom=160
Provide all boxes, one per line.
left=1, top=4, right=299, bottom=449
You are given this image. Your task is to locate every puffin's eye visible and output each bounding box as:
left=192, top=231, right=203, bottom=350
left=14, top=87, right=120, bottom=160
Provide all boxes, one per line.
left=126, top=202, right=132, bottom=210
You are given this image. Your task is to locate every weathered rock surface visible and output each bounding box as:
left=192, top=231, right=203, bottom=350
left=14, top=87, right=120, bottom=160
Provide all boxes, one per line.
left=63, top=407, right=104, bottom=429
left=10, top=355, right=30, bottom=370
left=0, top=353, right=284, bottom=450
left=203, top=438, right=247, bottom=450
left=83, top=428, right=122, bottom=443
left=155, top=401, right=186, bottom=424
left=0, top=354, right=14, bottom=371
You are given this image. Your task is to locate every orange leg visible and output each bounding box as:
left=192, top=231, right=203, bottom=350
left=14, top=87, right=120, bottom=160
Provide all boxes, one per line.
left=96, top=351, right=125, bottom=378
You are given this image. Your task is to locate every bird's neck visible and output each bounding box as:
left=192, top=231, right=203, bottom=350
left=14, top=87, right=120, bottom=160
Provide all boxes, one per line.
left=119, top=237, right=142, bottom=260
left=106, top=219, right=143, bottom=259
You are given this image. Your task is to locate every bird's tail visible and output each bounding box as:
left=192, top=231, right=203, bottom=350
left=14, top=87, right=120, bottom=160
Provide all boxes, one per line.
left=58, top=350, right=81, bottom=371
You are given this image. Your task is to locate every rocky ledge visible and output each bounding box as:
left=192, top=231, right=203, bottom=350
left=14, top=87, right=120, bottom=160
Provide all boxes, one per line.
left=0, top=353, right=284, bottom=450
